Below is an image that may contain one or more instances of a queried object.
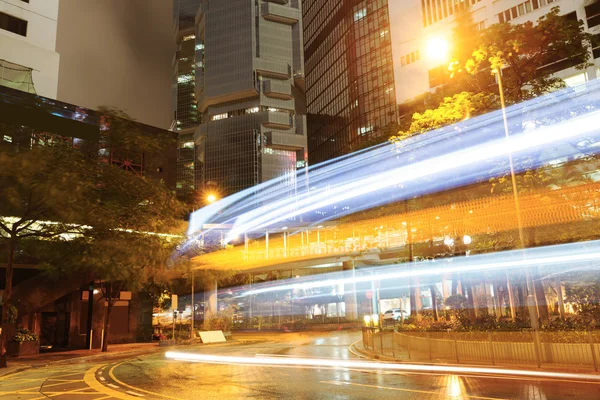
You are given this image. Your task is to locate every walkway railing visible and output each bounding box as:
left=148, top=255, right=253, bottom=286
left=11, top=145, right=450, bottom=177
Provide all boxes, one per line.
left=192, top=181, right=600, bottom=271
left=362, top=327, right=600, bottom=371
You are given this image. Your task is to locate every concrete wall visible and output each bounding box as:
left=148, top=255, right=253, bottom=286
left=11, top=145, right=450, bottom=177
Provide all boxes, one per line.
left=56, top=0, right=175, bottom=129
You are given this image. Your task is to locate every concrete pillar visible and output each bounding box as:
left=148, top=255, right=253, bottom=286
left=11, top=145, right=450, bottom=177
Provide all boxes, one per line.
left=442, top=276, right=450, bottom=300
left=556, top=277, right=566, bottom=319
left=90, top=290, right=105, bottom=349
left=506, top=270, right=516, bottom=321
left=342, top=261, right=358, bottom=320
left=203, top=279, right=218, bottom=329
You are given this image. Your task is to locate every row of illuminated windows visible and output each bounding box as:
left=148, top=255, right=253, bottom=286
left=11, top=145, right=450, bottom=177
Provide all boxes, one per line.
left=209, top=106, right=287, bottom=122
left=422, top=0, right=481, bottom=27
left=497, top=0, right=557, bottom=24
left=401, top=50, right=421, bottom=67
left=0, top=12, right=27, bottom=37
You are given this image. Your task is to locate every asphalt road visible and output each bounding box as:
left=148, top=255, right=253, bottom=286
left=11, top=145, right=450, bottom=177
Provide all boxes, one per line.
left=2, top=331, right=600, bottom=399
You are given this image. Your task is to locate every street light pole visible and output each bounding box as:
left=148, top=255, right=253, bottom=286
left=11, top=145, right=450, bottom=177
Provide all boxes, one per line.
left=191, top=269, right=195, bottom=339
left=495, top=69, right=538, bottom=329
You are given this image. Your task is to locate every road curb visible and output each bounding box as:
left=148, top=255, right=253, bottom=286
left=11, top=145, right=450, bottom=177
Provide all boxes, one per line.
left=350, top=342, right=600, bottom=376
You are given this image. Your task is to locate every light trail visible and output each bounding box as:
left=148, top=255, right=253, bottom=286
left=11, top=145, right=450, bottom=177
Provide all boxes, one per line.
left=187, top=79, right=600, bottom=246
left=164, top=352, right=600, bottom=382
left=239, top=239, right=600, bottom=297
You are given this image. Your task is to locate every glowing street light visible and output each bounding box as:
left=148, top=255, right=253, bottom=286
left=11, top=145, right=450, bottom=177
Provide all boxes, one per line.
left=426, top=37, right=451, bottom=92
left=426, top=37, right=450, bottom=63
left=206, top=193, right=217, bottom=203
left=462, top=235, right=472, bottom=245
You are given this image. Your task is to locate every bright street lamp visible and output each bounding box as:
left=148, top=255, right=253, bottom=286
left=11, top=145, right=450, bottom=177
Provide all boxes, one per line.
left=426, top=37, right=451, bottom=92
left=426, top=37, right=450, bottom=63
left=206, top=193, right=217, bottom=203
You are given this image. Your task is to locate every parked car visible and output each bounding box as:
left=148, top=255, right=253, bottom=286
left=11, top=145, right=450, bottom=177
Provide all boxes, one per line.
left=383, top=309, right=409, bottom=321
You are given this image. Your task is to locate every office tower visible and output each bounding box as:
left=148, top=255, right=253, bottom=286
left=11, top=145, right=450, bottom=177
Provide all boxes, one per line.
left=303, top=0, right=398, bottom=165
left=194, top=0, right=308, bottom=197
left=174, top=0, right=202, bottom=198
left=0, top=0, right=60, bottom=98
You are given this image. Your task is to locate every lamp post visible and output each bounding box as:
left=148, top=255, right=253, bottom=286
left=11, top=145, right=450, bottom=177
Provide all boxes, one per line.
left=494, top=67, right=538, bottom=329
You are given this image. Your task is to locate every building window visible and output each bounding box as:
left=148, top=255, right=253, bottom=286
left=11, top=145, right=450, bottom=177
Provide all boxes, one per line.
left=354, top=8, right=367, bottom=22
left=586, top=1, right=600, bottom=29
left=0, top=12, right=27, bottom=36
left=211, top=113, right=227, bottom=121
left=21, top=0, right=29, bottom=3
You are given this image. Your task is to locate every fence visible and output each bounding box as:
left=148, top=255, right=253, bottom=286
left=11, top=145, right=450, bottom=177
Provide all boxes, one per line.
left=362, top=327, right=600, bottom=371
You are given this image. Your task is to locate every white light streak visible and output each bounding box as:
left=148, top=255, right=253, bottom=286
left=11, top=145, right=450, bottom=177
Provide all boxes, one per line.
left=241, top=240, right=600, bottom=296
left=165, top=352, right=600, bottom=382
left=186, top=80, right=600, bottom=245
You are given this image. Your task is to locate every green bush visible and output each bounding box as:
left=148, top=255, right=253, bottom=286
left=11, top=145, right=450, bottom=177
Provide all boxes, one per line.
left=13, top=328, right=38, bottom=342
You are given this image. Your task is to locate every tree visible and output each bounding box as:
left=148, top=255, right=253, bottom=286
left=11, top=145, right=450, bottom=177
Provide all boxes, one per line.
left=0, top=144, right=96, bottom=367
left=460, top=6, right=593, bottom=103
left=390, top=92, right=498, bottom=142
left=0, top=108, right=185, bottom=363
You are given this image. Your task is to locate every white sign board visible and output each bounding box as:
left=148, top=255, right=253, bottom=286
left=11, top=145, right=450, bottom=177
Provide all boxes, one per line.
left=199, top=330, right=226, bottom=344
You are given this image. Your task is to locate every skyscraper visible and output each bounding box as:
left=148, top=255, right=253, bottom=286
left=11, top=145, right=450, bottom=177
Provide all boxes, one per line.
left=194, top=0, right=307, bottom=197
left=173, top=0, right=202, bottom=198
left=0, top=0, right=60, bottom=98
left=303, top=0, right=398, bottom=165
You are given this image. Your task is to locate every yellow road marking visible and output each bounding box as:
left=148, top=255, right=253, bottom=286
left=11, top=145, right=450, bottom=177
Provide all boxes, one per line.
left=83, top=364, right=139, bottom=400
left=320, top=380, right=508, bottom=400
left=0, top=385, right=45, bottom=395
left=109, top=361, right=181, bottom=400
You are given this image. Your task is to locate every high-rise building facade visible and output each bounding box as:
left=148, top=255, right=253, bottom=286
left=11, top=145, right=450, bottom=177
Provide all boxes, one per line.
left=56, top=0, right=174, bottom=130
left=390, top=0, right=600, bottom=106
left=0, top=0, right=60, bottom=98
left=174, top=0, right=202, bottom=198
left=303, top=0, right=398, bottom=165
left=194, top=0, right=308, bottom=196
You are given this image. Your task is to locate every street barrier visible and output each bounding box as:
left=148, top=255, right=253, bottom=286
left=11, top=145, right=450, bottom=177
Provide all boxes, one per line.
left=361, top=327, right=600, bottom=371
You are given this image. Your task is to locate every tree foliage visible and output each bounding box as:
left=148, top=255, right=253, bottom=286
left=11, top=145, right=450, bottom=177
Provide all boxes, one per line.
left=391, top=6, right=593, bottom=143
left=390, top=92, right=498, bottom=141
left=0, top=108, right=186, bottom=361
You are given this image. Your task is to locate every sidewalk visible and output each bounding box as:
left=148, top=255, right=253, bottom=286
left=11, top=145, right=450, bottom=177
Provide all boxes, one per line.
left=0, top=342, right=161, bottom=378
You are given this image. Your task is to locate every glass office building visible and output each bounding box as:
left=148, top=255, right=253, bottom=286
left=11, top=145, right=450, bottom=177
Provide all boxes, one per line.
left=303, top=0, right=398, bottom=165
left=194, top=0, right=307, bottom=197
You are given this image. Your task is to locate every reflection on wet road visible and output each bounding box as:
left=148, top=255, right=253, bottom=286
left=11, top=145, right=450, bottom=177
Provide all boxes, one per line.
left=108, top=331, right=600, bottom=399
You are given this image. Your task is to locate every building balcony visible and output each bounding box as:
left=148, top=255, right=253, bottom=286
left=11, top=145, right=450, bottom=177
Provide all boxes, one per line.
left=263, top=79, right=292, bottom=100
left=261, top=2, right=300, bottom=25
left=264, top=131, right=307, bottom=151
left=258, top=110, right=293, bottom=130
left=254, top=58, right=291, bottom=80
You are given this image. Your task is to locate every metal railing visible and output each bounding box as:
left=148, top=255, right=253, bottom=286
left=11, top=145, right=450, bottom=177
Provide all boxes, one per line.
left=362, top=327, right=600, bottom=371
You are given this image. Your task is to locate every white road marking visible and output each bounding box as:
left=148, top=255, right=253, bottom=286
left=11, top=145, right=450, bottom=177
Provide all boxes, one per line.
left=126, top=391, right=146, bottom=397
